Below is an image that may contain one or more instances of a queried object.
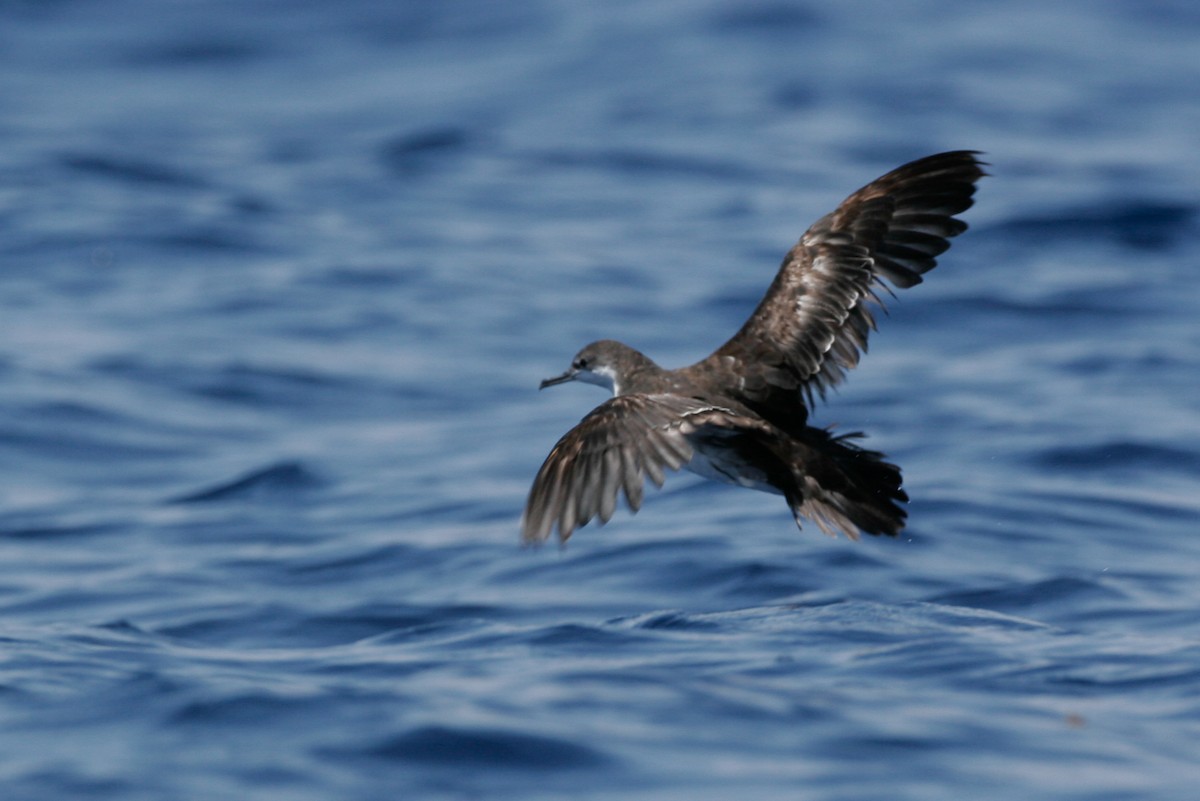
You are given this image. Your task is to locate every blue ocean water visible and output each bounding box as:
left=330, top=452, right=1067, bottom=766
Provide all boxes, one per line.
left=1, top=1, right=1198, bottom=798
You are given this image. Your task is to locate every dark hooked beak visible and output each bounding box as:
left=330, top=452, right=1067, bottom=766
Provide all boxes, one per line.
left=539, top=369, right=576, bottom=390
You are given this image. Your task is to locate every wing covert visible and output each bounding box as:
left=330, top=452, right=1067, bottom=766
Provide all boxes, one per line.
left=690, top=150, right=986, bottom=411
left=522, top=395, right=779, bottom=544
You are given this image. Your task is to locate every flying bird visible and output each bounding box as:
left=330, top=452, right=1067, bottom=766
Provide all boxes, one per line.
left=523, top=151, right=985, bottom=544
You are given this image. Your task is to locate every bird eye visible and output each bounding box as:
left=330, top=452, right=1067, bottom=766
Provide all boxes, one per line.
left=573, top=358, right=588, bottom=370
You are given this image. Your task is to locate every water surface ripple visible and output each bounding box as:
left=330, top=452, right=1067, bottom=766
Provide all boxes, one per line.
left=1, top=2, right=1198, bottom=799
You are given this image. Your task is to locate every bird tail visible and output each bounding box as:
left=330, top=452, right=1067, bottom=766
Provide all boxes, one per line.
left=787, top=429, right=908, bottom=539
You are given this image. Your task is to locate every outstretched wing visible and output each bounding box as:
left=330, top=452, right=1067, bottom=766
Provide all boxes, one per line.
left=688, top=151, right=985, bottom=414
left=522, top=394, right=776, bottom=544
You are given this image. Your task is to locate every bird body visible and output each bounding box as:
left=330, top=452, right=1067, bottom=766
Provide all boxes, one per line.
left=524, top=151, right=985, bottom=544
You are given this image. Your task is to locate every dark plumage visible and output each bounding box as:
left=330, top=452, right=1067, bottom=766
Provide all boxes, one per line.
left=524, top=151, right=986, bottom=544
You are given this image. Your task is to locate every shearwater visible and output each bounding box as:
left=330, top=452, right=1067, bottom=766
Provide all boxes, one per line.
left=523, top=151, right=985, bottom=544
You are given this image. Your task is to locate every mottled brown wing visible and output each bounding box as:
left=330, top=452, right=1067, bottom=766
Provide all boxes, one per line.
left=522, top=394, right=772, bottom=544
left=691, top=151, right=986, bottom=411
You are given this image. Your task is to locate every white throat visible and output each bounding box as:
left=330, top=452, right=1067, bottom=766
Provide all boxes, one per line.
left=577, top=364, right=620, bottom=396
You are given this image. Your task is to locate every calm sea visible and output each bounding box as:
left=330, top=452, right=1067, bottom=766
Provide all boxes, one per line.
left=1, top=1, right=1198, bottom=799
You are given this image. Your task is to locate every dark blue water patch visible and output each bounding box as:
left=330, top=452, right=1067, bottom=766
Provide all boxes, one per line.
left=13, top=227, right=273, bottom=264
left=1059, top=348, right=1194, bottom=379
left=302, top=263, right=428, bottom=290
left=0, top=584, right=164, bottom=622
left=0, top=627, right=171, bottom=703
left=495, top=536, right=811, bottom=607
left=434, top=619, right=660, bottom=657
left=0, top=233, right=111, bottom=266
left=923, top=290, right=1134, bottom=322
left=12, top=400, right=137, bottom=427
left=1034, top=441, right=1200, bottom=475
left=152, top=596, right=497, bottom=649
left=810, top=729, right=967, bottom=760
left=698, top=282, right=776, bottom=324
left=153, top=603, right=307, bottom=646
left=1021, top=486, right=1200, bottom=528
left=92, top=619, right=155, bottom=638
left=170, top=460, right=326, bottom=504
left=837, top=84, right=974, bottom=131
left=346, top=2, right=550, bottom=47
left=577, top=262, right=665, bottom=293
left=2, top=400, right=203, bottom=461
left=386, top=497, right=504, bottom=525
left=1047, top=665, right=1200, bottom=694
left=521, top=147, right=762, bottom=183
left=168, top=691, right=326, bottom=727
left=148, top=227, right=273, bottom=254
left=283, top=542, right=446, bottom=583
left=55, top=621, right=166, bottom=659
left=910, top=602, right=1054, bottom=634
left=523, top=622, right=652, bottom=650
left=770, top=80, right=820, bottom=110
left=120, top=35, right=270, bottom=67
left=342, top=724, right=612, bottom=770
left=851, top=632, right=1004, bottom=679
left=1116, top=0, right=1200, bottom=29
left=1007, top=644, right=1200, bottom=693
left=90, top=356, right=419, bottom=416
left=0, top=412, right=192, bottom=463
left=189, top=364, right=341, bottom=406
left=942, top=486, right=1193, bottom=564
left=0, top=520, right=126, bottom=541
left=0, top=1, right=72, bottom=22
left=3, top=772, right=139, bottom=801
left=226, top=193, right=275, bottom=216
left=617, top=610, right=727, bottom=632
left=798, top=542, right=895, bottom=571
left=206, top=542, right=440, bottom=592
left=58, top=152, right=208, bottom=189
left=708, top=2, right=825, bottom=35
left=687, top=559, right=816, bottom=603
left=496, top=536, right=728, bottom=582
left=930, top=576, right=1127, bottom=617
left=378, top=127, right=476, bottom=176
left=906, top=289, right=1141, bottom=354
left=303, top=603, right=501, bottom=646
left=769, top=601, right=991, bottom=648
left=987, top=200, right=1195, bottom=250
